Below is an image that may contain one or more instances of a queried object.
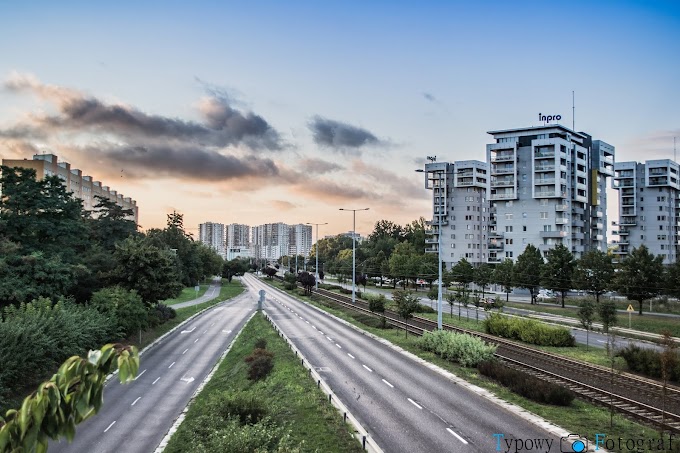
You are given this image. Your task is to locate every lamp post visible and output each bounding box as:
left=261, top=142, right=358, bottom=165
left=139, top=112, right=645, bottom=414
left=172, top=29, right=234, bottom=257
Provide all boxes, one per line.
left=339, top=208, right=369, bottom=304
left=306, top=222, right=328, bottom=290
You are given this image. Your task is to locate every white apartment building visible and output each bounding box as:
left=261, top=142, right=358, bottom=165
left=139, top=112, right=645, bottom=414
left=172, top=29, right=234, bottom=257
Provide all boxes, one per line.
left=252, top=222, right=289, bottom=261
left=288, top=224, right=313, bottom=257
left=227, top=223, right=251, bottom=248
left=612, top=159, right=680, bottom=264
left=487, top=124, right=613, bottom=262
left=2, top=153, right=139, bottom=224
left=199, top=222, right=225, bottom=258
left=422, top=160, right=489, bottom=269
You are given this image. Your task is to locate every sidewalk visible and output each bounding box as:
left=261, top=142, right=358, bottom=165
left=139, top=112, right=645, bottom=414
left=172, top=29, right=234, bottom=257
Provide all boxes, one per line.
left=170, top=277, right=223, bottom=309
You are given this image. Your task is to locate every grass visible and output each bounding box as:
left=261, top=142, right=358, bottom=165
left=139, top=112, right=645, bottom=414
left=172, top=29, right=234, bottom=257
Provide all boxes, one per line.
left=163, top=281, right=212, bottom=306
left=259, top=276, right=680, bottom=452
left=164, top=312, right=364, bottom=453
left=136, top=279, right=244, bottom=349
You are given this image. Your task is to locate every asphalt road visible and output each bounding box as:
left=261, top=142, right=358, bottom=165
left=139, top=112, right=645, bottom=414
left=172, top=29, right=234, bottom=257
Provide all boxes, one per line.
left=169, top=280, right=221, bottom=309
left=243, top=274, right=560, bottom=453
left=49, top=291, right=256, bottom=453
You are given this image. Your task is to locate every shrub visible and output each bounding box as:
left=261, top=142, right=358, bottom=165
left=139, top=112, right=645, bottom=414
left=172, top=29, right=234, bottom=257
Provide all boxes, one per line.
left=418, top=330, right=496, bottom=367
left=89, top=286, right=149, bottom=337
left=244, top=348, right=274, bottom=381
left=254, top=338, right=267, bottom=350
left=477, top=360, right=574, bottom=406
left=204, top=392, right=268, bottom=425
left=483, top=313, right=575, bottom=347
left=618, top=344, right=680, bottom=382
left=414, top=304, right=436, bottom=314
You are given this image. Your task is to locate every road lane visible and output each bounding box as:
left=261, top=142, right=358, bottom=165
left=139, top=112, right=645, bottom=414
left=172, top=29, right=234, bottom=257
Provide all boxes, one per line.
left=49, top=291, right=255, bottom=453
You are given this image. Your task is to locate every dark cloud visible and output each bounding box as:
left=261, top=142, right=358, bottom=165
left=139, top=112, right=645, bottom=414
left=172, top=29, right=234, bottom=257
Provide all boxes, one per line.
left=422, top=92, right=436, bottom=102
left=293, top=179, right=377, bottom=201
left=308, top=116, right=384, bottom=151
left=299, top=158, right=343, bottom=174
left=3, top=73, right=284, bottom=151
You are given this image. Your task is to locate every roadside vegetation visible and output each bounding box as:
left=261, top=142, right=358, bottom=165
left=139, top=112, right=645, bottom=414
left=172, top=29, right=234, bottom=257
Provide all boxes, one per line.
left=164, top=313, right=363, bottom=453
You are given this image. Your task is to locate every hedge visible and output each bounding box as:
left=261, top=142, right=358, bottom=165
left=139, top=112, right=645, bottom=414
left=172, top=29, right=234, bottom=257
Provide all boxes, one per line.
left=483, top=313, right=575, bottom=347
left=418, top=330, right=496, bottom=367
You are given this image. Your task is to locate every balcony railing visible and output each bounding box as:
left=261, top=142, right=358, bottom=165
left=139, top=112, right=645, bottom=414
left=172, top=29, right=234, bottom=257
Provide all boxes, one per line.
left=491, top=193, right=516, bottom=199
left=534, top=150, right=555, bottom=158
left=535, top=191, right=556, bottom=197
left=535, top=178, right=556, bottom=185
left=490, top=153, right=515, bottom=162
left=491, top=179, right=514, bottom=187
left=493, top=166, right=514, bottom=174
left=555, top=204, right=567, bottom=211
left=534, top=165, right=555, bottom=172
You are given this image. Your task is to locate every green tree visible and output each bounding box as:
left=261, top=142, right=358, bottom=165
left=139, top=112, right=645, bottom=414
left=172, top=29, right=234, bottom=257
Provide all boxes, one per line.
left=283, top=272, right=298, bottom=290
left=450, top=259, right=474, bottom=300
left=541, top=244, right=575, bottom=308
left=427, top=286, right=438, bottom=310
left=389, top=242, right=417, bottom=289
left=393, top=290, right=420, bottom=338
left=89, top=286, right=148, bottom=339
left=572, top=250, right=614, bottom=304
left=577, top=300, right=595, bottom=350
left=298, top=271, right=316, bottom=295
left=493, top=259, right=514, bottom=302
left=615, top=245, right=665, bottom=315
left=446, top=292, right=457, bottom=319
left=222, top=258, right=250, bottom=282
left=110, top=236, right=183, bottom=305
left=513, top=244, right=544, bottom=304
left=598, top=300, right=618, bottom=334
left=664, top=260, right=680, bottom=299
left=0, top=343, right=139, bottom=452
left=473, top=264, right=493, bottom=302
left=264, top=267, right=277, bottom=279
left=88, top=195, right=138, bottom=251
left=368, top=294, right=387, bottom=328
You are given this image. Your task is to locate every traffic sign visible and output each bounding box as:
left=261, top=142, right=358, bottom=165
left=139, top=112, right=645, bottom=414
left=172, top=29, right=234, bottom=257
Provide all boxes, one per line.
left=626, top=304, right=634, bottom=312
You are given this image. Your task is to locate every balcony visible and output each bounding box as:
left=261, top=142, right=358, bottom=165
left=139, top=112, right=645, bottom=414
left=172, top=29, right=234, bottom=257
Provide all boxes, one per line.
left=572, top=245, right=585, bottom=254
left=488, top=242, right=504, bottom=250
left=534, top=150, right=555, bottom=159
left=491, top=178, right=514, bottom=187
left=649, top=177, right=669, bottom=186
left=615, top=229, right=630, bottom=236
left=618, top=218, right=637, bottom=226
left=425, top=237, right=438, bottom=244
left=535, top=190, right=556, bottom=197
left=425, top=247, right=438, bottom=254
left=491, top=152, right=515, bottom=162
left=540, top=231, right=567, bottom=238
left=535, top=178, right=556, bottom=185
left=489, top=231, right=504, bottom=238
left=555, top=204, right=567, bottom=211
left=572, top=232, right=585, bottom=240
left=614, top=180, right=635, bottom=188
left=573, top=219, right=585, bottom=227
left=555, top=217, right=568, bottom=224
left=534, top=164, right=555, bottom=172
left=621, top=197, right=635, bottom=207
left=457, top=179, right=474, bottom=186
left=488, top=256, right=502, bottom=263
left=493, top=165, right=514, bottom=174
left=491, top=192, right=516, bottom=200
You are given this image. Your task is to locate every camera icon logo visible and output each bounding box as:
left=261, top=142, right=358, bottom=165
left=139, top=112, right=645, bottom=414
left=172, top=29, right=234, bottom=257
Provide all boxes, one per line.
left=561, top=434, right=588, bottom=452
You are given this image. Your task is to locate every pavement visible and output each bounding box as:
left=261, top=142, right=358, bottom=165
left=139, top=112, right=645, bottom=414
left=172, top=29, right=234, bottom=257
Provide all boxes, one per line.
left=169, top=278, right=222, bottom=309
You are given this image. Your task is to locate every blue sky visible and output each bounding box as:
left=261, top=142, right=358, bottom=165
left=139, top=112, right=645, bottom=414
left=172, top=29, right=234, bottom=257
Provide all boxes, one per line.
left=0, top=1, right=678, bottom=235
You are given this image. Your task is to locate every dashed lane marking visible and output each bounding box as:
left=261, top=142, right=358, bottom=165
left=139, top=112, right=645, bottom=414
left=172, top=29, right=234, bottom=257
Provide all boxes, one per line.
left=348, top=353, right=355, bottom=359
left=336, top=344, right=342, bottom=349
left=152, top=377, right=160, bottom=385
left=447, top=428, right=468, bottom=444
left=131, top=397, right=141, bottom=406
left=408, top=398, right=422, bottom=409
left=168, top=362, right=176, bottom=369
left=104, top=421, right=116, bottom=433
left=382, top=379, right=394, bottom=388
left=182, top=349, right=189, bottom=354
left=363, top=365, right=373, bottom=373
left=134, top=369, right=146, bottom=380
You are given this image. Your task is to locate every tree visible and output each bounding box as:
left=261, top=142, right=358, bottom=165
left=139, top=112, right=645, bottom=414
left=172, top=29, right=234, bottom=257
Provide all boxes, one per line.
left=446, top=292, right=457, bottom=319
left=388, top=242, right=417, bottom=289
left=513, top=244, right=544, bottom=304
left=89, top=286, right=148, bottom=339
left=493, top=259, right=514, bottom=302
left=283, top=272, right=297, bottom=290
left=473, top=264, right=493, bottom=302
left=298, top=271, right=316, bottom=295
left=577, top=300, right=595, bottom=350
left=264, top=267, right=278, bottom=279
left=368, top=294, right=387, bottom=328
left=88, top=195, right=138, bottom=251
left=572, top=250, right=614, bottom=304
left=393, top=290, right=420, bottom=338
left=450, top=259, right=474, bottom=300
left=615, top=245, right=665, bottom=315
left=660, top=330, right=677, bottom=434
left=222, top=258, right=250, bottom=282
left=598, top=300, right=617, bottom=334
left=110, top=236, right=183, bottom=305
left=0, top=343, right=139, bottom=452
left=664, top=260, right=680, bottom=300
left=541, top=244, right=575, bottom=308
left=427, top=287, right=438, bottom=310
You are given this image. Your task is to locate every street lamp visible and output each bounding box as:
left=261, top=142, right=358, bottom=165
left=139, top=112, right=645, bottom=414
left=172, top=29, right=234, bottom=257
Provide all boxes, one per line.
left=306, top=222, right=328, bottom=290
left=339, top=208, right=369, bottom=304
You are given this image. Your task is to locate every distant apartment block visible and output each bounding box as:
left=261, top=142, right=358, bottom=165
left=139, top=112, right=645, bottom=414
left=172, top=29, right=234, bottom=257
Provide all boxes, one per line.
left=289, top=224, right=312, bottom=257
left=422, top=123, right=615, bottom=268
left=199, top=222, right=225, bottom=258
left=252, top=222, right=290, bottom=261
left=612, top=159, right=680, bottom=264
left=227, top=223, right=251, bottom=248
left=2, top=153, right=138, bottom=224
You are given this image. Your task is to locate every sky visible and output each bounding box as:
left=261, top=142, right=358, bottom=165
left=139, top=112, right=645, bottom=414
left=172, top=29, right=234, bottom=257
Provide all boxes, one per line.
left=0, top=0, right=678, bottom=238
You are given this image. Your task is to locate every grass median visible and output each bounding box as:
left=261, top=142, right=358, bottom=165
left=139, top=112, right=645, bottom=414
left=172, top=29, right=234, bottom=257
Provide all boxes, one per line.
left=259, top=277, right=678, bottom=453
left=164, top=312, right=364, bottom=452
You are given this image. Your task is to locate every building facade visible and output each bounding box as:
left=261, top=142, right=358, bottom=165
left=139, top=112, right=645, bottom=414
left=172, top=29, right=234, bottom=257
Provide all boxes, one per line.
left=252, top=222, right=290, bottom=261
left=612, top=159, right=680, bottom=264
left=227, top=223, right=251, bottom=248
left=288, top=224, right=313, bottom=257
left=199, top=222, right=226, bottom=258
left=2, top=153, right=139, bottom=224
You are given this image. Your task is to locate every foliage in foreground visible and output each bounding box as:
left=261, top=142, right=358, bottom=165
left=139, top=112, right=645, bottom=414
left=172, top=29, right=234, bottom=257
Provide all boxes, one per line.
left=617, top=344, right=680, bottom=383
left=0, top=343, right=139, bottom=452
left=484, top=313, right=575, bottom=347
left=418, top=330, right=496, bottom=367
left=477, top=360, right=574, bottom=406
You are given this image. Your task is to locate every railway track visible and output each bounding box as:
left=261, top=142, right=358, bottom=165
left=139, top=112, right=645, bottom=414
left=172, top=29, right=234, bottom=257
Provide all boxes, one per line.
left=303, top=284, right=680, bottom=433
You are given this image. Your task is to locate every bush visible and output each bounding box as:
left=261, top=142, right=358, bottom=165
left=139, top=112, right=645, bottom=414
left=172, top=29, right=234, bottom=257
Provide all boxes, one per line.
left=204, top=392, right=268, bottom=425
left=414, top=304, right=435, bottom=314
left=478, top=360, right=574, bottom=406
left=89, top=286, right=149, bottom=337
left=254, top=338, right=267, bottom=350
left=618, top=344, right=680, bottom=382
left=483, top=313, right=575, bottom=347
left=318, top=284, right=343, bottom=291
left=418, top=330, right=496, bottom=367
left=245, top=348, right=274, bottom=381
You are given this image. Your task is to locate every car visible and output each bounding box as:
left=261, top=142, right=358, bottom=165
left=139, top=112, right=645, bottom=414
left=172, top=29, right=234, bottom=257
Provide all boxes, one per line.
left=536, top=290, right=556, bottom=301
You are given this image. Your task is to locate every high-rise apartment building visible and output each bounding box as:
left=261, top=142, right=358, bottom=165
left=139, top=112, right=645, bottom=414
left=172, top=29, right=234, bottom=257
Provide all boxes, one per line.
left=422, top=160, right=489, bottom=269
left=252, top=222, right=289, bottom=261
left=612, top=159, right=679, bottom=264
left=288, top=224, right=312, bottom=257
left=486, top=124, right=613, bottom=262
left=423, top=123, right=615, bottom=267
left=227, top=223, right=251, bottom=248
left=2, top=153, right=139, bottom=224
left=199, top=222, right=225, bottom=258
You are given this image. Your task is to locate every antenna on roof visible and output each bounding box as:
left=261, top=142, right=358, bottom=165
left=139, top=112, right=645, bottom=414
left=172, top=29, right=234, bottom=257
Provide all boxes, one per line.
left=572, top=90, right=575, bottom=131
left=675, top=137, right=677, bottom=162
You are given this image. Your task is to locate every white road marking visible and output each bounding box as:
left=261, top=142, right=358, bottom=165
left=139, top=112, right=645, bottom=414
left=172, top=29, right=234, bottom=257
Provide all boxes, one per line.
left=408, top=398, right=422, bottom=409
left=180, top=376, right=195, bottom=384
left=326, top=336, right=333, bottom=341
left=203, top=330, right=208, bottom=334
left=104, top=421, right=116, bottom=432
left=152, top=377, right=160, bottom=385
left=319, top=331, right=324, bottom=335
left=210, top=322, right=215, bottom=326
left=312, top=326, right=317, bottom=330
left=382, top=379, right=394, bottom=388
left=180, top=327, right=196, bottom=334
left=447, top=428, right=468, bottom=444
left=596, top=340, right=606, bottom=343
left=348, top=353, right=355, bottom=359
left=306, top=321, right=310, bottom=324
left=363, top=365, right=373, bottom=373
left=182, top=349, right=189, bottom=354
left=131, top=397, right=141, bottom=406
left=169, top=362, right=176, bottom=369
left=336, top=344, right=342, bottom=349
left=222, top=330, right=232, bottom=333
left=194, top=339, right=199, bottom=343
left=134, top=369, right=146, bottom=380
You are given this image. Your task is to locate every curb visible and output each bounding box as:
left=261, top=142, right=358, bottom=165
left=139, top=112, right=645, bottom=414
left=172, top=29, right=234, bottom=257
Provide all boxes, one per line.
left=153, top=310, right=257, bottom=452
left=262, top=310, right=383, bottom=453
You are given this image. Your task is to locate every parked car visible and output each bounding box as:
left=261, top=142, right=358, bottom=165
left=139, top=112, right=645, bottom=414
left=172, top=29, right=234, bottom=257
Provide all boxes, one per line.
left=536, top=290, right=556, bottom=301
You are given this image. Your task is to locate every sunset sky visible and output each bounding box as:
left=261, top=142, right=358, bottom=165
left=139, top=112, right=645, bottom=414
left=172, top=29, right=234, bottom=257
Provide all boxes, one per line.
left=1, top=1, right=679, bottom=237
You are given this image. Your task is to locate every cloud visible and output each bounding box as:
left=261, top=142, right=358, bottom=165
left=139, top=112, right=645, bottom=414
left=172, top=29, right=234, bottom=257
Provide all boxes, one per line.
left=3, top=72, right=284, bottom=151
left=350, top=160, right=423, bottom=200
left=270, top=200, right=297, bottom=211
left=298, top=157, right=343, bottom=174
left=308, top=116, right=386, bottom=151
left=422, top=92, right=437, bottom=102
left=292, top=178, right=376, bottom=202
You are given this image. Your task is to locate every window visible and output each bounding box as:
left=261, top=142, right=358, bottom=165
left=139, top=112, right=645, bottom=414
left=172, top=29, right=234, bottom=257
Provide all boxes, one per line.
left=660, top=206, right=663, bottom=211
left=660, top=225, right=664, bottom=231
left=523, top=225, right=527, bottom=232
left=540, top=212, right=549, bottom=219
left=451, top=225, right=456, bottom=230
left=641, top=235, right=645, bottom=240
left=505, top=251, right=514, bottom=258
left=507, top=201, right=513, bottom=207
left=505, top=213, right=514, bottom=220
left=522, top=238, right=527, bottom=244
left=451, top=244, right=455, bottom=248
left=540, top=199, right=548, bottom=206
left=640, top=197, right=644, bottom=201
left=522, top=212, right=527, bottom=218
left=450, top=234, right=456, bottom=239
left=505, top=238, right=513, bottom=245
left=505, top=226, right=513, bottom=232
